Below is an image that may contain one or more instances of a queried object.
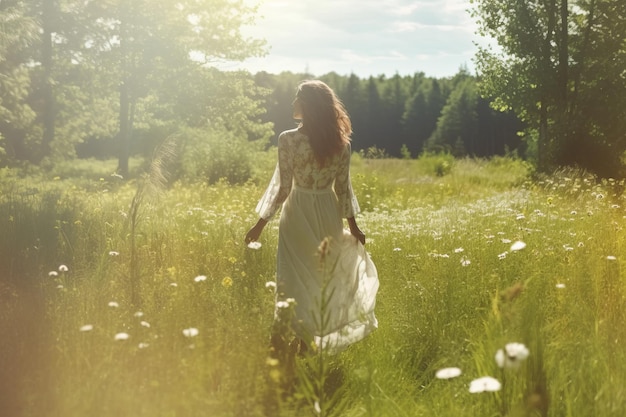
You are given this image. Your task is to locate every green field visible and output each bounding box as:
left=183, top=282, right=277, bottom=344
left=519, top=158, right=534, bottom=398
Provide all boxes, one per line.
left=1, top=154, right=625, bottom=417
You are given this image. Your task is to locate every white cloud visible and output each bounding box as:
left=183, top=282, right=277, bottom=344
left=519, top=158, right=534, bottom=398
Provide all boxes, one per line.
left=390, top=21, right=420, bottom=32
left=237, top=0, right=484, bottom=77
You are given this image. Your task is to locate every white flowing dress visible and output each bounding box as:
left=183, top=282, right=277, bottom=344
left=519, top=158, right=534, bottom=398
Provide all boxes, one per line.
left=256, top=128, right=379, bottom=354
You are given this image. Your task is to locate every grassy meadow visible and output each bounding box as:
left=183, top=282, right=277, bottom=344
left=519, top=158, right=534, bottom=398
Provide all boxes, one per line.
left=1, top=153, right=626, bottom=417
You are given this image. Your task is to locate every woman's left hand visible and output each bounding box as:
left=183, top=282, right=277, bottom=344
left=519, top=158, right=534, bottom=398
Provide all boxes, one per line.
left=245, top=218, right=267, bottom=244
left=347, top=217, right=366, bottom=245
left=350, top=228, right=366, bottom=245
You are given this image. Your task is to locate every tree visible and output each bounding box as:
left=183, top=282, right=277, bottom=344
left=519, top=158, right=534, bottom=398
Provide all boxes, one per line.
left=46, top=0, right=267, bottom=176
left=403, top=76, right=441, bottom=156
left=471, top=0, right=626, bottom=176
left=364, top=76, right=384, bottom=150
left=0, top=0, right=38, bottom=164
left=380, top=73, right=410, bottom=154
left=560, top=0, right=626, bottom=176
left=426, top=78, right=478, bottom=156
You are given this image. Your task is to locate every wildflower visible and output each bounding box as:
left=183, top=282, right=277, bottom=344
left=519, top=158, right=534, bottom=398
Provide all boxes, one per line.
left=114, top=332, right=130, bottom=341
left=454, top=248, right=464, bottom=253
left=510, top=241, right=526, bottom=251
left=318, top=237, right=332, bottom=262
left=228, top=257, right=237, bottom=264
left=48, top=271, right=58, bottom=277
left=108, top=251, right=120, bottom=256
left=182, top=327, right=199, bottom=337
left=435, top=367, right=462, bottom=379
left=194, top=275, right=207, bottom=282
left=79, top=324, right=93, bottom=332
left=222, top=276, right=233, bottom=288
left=265, top=281, right=277, bottom=290
left=140, top=321, right=150, bottom=328
left=607, top=255, right=617, bottom=261
left=461, top=257, right=471, bottom=267
left=393, top=247, right=402, bottom=252
left=286, top=297, right=296, bottom=305
left=266, top=357, right=279, bottom=367
left=498, top=251, right=508, bottom=260
left=516, top=214, right=526, bottom=220
left=138, top=343, right=150, bottom=349
left=247, top=241, right=262, bottom=250
left=501, top=238, right=511, bottom=244
left=108, top=301, right=119, bottom=308
left=269, top=368, right=281, bottom=383
left=563, top=244, right=574, bottom=251
left=495, top=342, right=530, bottom=369
left=134, top=311, right=144, bottom=318
left=58, top=264, right=69, bottom=272
left=556, top=283, right=566, bottom=289
left=169, top=282, right=178, bottom=287
left=469, top=376, right=501, bottom=393
left=276, top=301, right=290, bottom=309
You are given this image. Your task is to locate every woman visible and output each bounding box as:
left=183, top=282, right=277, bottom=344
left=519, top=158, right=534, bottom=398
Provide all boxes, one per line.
left=245, top=80, right=378, bottom=356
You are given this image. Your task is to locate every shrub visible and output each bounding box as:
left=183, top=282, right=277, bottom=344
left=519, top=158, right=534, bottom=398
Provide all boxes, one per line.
left=418, top=151, right=455, bottom=176
left=179, top=127, right=265, bottom=184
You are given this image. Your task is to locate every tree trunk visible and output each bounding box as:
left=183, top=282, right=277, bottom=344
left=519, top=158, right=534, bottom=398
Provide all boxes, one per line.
left=538, top=99, right=549, bottom=172
left=558, top=0, right=568, bottom=104
left=118, top=79, right=130, bottom=178
left=41, top=0, right=56, bottom=161
left=117, top=5, right=130, bottom=177
left=537, top=0, right=557, bottom=172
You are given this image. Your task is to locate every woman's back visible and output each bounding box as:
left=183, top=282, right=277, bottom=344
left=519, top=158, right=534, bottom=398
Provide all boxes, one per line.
left=281, top=128, right=349, bottom=191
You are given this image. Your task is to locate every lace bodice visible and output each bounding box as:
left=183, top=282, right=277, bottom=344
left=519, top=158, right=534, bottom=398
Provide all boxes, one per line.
left=256, top=128, right=360, bottom=220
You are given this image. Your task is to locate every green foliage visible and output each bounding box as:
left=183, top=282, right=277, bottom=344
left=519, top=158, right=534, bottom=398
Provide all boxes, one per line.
left=419, top=152, right=455, bottom=177
left=400, top=144, right=411, bottom=159
left=426, top=76, right=478, bottom=157
left=0, top=0, right=269, bottom=172
left=359, top=146, right=390, bottom=160
left=471, top=0, right=626, bottom=177
left=179, top=127, right=267, bottom=184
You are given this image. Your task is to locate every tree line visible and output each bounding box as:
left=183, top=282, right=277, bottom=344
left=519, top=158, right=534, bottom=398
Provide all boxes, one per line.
left=1, top=0, right=625, bottom=179
left=254, top=70, right=523, bottom=159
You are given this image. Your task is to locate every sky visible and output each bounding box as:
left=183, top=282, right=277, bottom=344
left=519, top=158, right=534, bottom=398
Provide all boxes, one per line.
left=233, top=0, right=489, bottom=79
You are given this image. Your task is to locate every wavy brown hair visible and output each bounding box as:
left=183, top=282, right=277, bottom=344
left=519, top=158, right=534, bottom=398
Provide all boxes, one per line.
left=296, top=80, right=352, bottom=164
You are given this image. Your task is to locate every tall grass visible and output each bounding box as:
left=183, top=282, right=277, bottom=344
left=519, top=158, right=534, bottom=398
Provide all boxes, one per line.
left=1, top=156, right=625, bottom=416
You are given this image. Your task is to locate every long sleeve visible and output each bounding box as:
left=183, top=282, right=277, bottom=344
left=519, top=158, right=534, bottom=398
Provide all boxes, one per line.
left=334, top=143, right=360, bottom=218
left=255, top=133, right=294, bottom=220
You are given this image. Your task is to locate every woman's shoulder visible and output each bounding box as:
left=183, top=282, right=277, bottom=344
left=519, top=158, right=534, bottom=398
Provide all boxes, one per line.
left=278, top=128, right=308, bottom=145
left=279, top=128, right=305, bottom=139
